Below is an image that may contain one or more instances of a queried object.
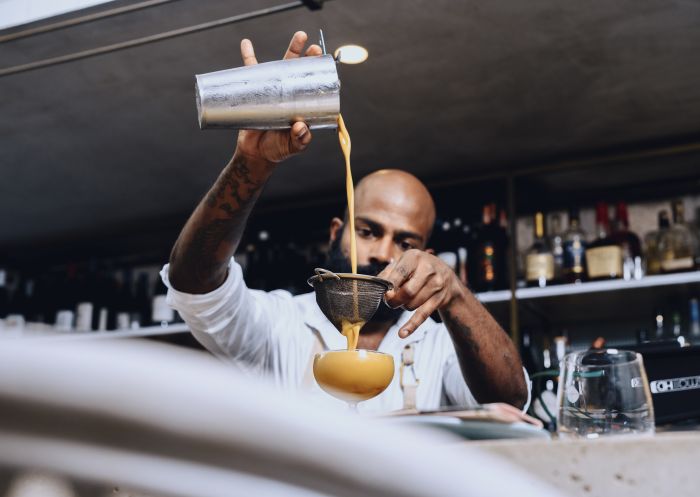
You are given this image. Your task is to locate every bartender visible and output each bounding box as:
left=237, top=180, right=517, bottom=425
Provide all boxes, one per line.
left=162, top=31, right=529, bottom=412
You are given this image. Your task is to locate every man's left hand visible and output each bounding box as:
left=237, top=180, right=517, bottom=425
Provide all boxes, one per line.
left=378, top=249, right=465, bottom=338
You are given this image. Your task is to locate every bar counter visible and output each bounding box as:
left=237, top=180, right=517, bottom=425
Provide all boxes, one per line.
left=474, top=431, right=700, bottom=497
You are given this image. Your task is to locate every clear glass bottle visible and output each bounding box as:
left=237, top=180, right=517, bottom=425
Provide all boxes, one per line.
left=525, top=212, right=555, bottom=288
left=586, top=202, right=623, bottom=280
left=658, top=200, right=695, bottom=273
left=549, top=214, right=565, bottom=283
left=563, top=208, right=587, bottom=283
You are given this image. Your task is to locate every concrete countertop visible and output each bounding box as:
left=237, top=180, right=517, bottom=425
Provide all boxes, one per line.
left=473, top=431, right=700, bottom=497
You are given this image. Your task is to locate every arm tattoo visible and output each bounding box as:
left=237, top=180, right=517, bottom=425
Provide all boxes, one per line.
left=171, top=153, right=269, bottom=291
left=205, top=154, right=263, bottom=212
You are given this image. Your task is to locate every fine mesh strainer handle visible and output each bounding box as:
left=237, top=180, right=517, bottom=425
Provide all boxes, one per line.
left=312, top=268, right=341, bottom=282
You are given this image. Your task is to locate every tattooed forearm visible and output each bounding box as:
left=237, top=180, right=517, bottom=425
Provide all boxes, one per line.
left=206, top=154, right=264, bottom=212
left=440, top=294, right=528, bottom=408
left=169, top=152, right=273, bottom=293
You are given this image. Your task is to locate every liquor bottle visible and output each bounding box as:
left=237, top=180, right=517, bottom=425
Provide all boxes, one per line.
left=658, top=200, right=695, bottom=273
left=610, top=202, right=643, bottom=280
left=151, top=276, right=175, bottom=327
left=525, top=212, right=554, bottom=288
left=644, top=211, right=670, bottom=275
left=549, top=214, right=565, bottom=283
left=585, top=202, right=623, bottom=280
left=562, top=208, right=587, bottom=283
left=470, top=204, right=508, bottom=292
left=497, top=207, right=510, bottom=287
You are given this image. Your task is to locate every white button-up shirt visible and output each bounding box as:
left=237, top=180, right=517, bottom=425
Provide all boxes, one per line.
left=161, top=259, right=529, bottom=414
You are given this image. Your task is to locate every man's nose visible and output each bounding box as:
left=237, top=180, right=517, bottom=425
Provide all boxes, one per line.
left=369, top=236, right=394, bottom=265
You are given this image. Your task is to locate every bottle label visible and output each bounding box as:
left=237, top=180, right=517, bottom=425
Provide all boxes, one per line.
left=76, top=302, right=93, bottom=332
left=563, top=239, right=585, bottom=274
left=152, top=295, right=174, bottom=323
left=660, top=257, right=694, bottom=272
left=586, top=246, right=623, bottom=278
left=525, top=254, right=554, bottom=281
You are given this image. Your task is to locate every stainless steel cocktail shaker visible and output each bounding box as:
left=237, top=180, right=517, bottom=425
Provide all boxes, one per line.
left=195, top=53, right=340, bottom=130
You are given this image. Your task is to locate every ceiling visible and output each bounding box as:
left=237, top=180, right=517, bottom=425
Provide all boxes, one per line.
left=1, top=0, right=700, bottom=259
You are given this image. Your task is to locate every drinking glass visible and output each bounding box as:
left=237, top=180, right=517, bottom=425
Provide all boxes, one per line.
left=557, top=349, right=654, bottom=438
left=313, top=350, right=394, bottom=412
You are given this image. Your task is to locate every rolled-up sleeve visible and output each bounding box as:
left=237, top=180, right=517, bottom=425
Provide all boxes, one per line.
left=160, top=259, right=297, bottom=374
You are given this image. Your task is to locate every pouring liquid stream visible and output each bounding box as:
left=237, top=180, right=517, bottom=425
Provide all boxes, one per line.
left=338, top=114, right=362, bottom=350
left=338, top=114, right=357, bottom=274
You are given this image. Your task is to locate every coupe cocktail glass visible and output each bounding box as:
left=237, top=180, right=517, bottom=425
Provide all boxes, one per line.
left=313, top=350, right=394, bottom=412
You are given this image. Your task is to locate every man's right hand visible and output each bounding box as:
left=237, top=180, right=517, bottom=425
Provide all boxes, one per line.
left=236, top=31, right=322, bottom=164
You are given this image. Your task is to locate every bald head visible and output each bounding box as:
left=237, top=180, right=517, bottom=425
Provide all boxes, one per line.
left=329, top=169, right=436, bottom=270
left=354, top=169, right=436, bottom=243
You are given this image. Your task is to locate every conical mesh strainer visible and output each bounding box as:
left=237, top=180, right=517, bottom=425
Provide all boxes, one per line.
left=307, top=268, right=393, bottom=332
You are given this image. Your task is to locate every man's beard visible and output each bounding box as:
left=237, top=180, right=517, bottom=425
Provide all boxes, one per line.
left=325, top=232, right=404, bottom=324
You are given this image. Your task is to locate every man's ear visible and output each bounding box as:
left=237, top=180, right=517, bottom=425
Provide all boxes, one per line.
left=329, top=217, right=343, bottom=243
left=425, top=248, right=435, bottom=255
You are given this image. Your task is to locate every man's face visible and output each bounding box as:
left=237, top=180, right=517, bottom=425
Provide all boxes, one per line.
left=326, top=172, right=435, bottom=322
